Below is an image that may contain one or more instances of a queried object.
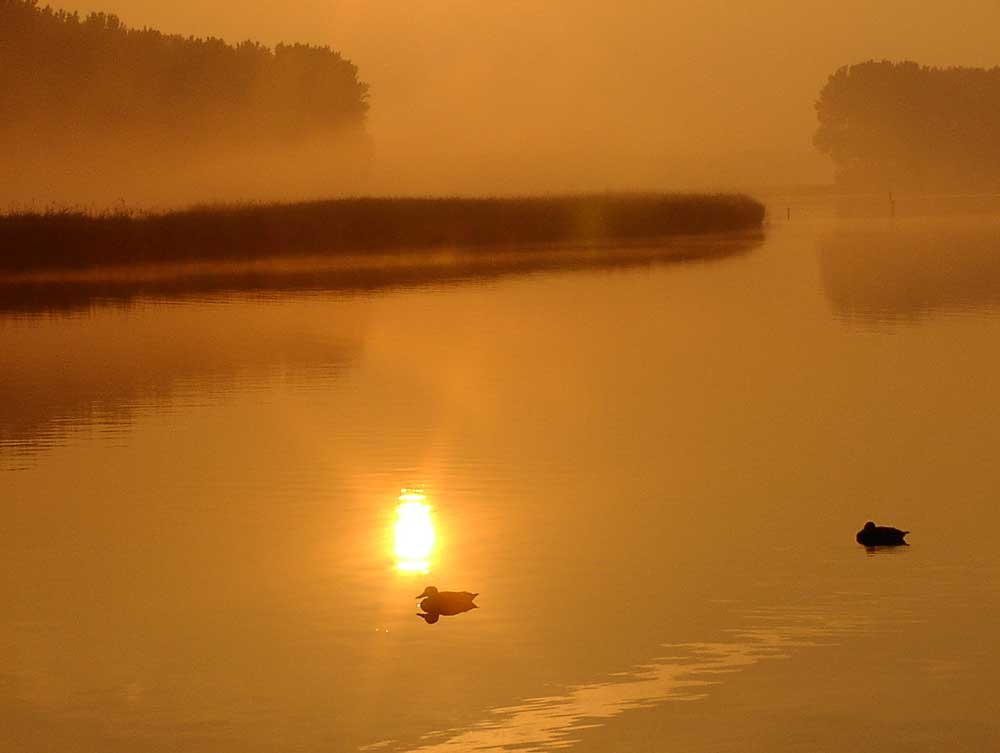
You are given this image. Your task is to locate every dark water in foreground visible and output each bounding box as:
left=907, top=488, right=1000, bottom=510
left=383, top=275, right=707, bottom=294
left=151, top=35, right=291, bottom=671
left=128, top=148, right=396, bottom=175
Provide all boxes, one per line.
left=3, top=202, right=1000, bottom=752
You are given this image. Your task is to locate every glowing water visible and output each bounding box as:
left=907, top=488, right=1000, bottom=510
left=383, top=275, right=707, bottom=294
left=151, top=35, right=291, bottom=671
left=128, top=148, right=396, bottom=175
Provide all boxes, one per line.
left=394, top=490, right=436, bottom=573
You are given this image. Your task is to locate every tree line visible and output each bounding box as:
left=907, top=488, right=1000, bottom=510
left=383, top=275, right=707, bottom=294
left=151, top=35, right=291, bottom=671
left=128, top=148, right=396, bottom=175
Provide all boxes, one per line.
left=0, top=0, right=369, bottom=148
left=815, top=60, right=1000, bottom=191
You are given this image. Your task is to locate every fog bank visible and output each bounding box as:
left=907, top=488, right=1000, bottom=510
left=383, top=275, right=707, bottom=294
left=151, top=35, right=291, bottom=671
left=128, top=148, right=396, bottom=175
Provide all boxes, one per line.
left=25, top=0, right=1000, bottom=200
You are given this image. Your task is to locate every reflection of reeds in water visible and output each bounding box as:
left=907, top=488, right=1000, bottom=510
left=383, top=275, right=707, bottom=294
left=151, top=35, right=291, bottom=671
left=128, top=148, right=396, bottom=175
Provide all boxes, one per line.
left=0, top=304, right=365, bottom=467
left=0, top=194, right=764, bottom=273
left=0, top=232, right=764, bottom=315
left=0, top=232, right=762, bottom=466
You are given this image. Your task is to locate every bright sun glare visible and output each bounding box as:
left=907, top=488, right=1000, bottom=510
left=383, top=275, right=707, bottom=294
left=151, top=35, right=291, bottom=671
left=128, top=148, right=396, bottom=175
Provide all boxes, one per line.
left=394, top=489, right=435, bottom=573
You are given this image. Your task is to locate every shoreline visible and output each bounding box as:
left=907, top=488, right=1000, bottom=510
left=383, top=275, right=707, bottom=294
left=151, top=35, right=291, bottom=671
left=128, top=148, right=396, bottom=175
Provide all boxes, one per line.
left=0, top=194, right=765, bottom=274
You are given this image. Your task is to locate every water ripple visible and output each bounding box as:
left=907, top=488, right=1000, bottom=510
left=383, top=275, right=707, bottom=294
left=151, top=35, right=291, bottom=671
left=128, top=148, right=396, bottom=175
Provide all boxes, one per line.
left=394, top=603, right=890, bottom=753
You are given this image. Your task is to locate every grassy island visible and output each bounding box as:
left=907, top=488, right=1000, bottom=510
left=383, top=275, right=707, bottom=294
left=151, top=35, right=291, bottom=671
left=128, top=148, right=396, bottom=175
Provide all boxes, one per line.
left=0, top=194, right=765, bottom=273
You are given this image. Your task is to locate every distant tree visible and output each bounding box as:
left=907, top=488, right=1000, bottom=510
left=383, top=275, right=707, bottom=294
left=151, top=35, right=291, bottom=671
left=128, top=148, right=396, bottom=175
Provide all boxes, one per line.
left=815, top=60, right=1000, bottom=191
left=0, top=0, right=369, bottom=148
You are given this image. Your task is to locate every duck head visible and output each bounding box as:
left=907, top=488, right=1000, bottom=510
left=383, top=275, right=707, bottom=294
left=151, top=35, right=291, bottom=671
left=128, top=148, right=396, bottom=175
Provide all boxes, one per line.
left=863, top=521, right=876, bottom=530
left=416, top=586, right=438, bottom=599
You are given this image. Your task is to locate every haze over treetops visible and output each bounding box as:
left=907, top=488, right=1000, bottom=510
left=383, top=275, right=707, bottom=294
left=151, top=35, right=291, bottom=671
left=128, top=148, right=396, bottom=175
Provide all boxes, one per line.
left=4, top=0, right=1000, bottom=205
left=7, top=0, right=1000, bottom=201
left=815, top=60, right=1000, bottom=191
left=1, top=0, right=370, bottom=206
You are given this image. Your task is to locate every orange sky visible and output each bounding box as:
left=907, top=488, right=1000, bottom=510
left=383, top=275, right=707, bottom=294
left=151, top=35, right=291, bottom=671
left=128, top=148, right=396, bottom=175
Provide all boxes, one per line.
left=53, top=0, right=1000, bottom=193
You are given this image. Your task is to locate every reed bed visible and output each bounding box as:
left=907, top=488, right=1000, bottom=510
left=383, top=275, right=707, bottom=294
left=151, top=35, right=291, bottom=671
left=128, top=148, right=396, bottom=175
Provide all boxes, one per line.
left=0, top=194, right=765, bottom=273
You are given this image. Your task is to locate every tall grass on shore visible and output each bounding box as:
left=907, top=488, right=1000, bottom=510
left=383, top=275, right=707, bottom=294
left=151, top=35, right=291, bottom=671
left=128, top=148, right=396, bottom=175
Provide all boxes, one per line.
left=0, top=194, right=765, bottom=273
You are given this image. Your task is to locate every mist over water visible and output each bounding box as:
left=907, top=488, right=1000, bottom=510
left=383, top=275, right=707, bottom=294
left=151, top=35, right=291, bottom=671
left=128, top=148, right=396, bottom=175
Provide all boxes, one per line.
left=4, top=134, right=372, bottom=209
left=4, top=0, right=1000, bottom=749
left=10, top=0, right=1000, bottom=205
left=2, top=199, right=1000, bottom=752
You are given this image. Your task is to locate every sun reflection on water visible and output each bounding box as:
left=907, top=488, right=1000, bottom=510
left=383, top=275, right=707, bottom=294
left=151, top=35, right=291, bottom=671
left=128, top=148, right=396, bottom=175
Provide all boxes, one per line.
left=394, top=489, right=436, bottom=573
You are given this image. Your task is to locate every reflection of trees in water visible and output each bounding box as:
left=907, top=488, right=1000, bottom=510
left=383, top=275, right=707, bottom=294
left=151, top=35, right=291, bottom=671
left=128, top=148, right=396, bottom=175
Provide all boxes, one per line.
left=817, top=219, right=1000, bottom=323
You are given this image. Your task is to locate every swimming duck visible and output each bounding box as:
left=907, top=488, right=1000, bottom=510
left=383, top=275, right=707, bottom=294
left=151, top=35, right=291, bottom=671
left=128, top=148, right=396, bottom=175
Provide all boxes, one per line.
left=856, top=521, right=909, bottom=546
left=416, top=586, right=478, bottom=624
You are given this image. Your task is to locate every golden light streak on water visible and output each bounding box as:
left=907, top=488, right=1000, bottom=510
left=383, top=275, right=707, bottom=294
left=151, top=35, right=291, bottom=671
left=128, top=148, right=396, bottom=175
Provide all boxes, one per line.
left=394, top=489, right=436, bottom=573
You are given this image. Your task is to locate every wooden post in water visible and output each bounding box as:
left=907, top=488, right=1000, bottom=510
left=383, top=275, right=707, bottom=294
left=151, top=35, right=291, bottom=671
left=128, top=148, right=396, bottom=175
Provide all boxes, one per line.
left=786, top=207, right=791, bottom=221
left=889, top=191, right=896, bottom=217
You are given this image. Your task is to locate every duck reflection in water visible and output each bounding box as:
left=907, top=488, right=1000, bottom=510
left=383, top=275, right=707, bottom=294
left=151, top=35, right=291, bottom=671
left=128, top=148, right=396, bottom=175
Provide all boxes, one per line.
left=416, top=586, right=478, bottom=624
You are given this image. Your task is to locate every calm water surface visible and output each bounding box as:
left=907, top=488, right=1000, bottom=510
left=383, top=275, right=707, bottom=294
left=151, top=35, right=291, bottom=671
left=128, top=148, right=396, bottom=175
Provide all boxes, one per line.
left=3, top=201, right=1000, bottom=752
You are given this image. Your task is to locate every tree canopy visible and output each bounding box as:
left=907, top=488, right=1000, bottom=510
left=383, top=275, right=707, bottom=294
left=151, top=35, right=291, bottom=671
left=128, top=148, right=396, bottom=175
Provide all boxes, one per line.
left=0, top=0, right=369, bottom=147
left=815, top=60, right=1000, bottom=191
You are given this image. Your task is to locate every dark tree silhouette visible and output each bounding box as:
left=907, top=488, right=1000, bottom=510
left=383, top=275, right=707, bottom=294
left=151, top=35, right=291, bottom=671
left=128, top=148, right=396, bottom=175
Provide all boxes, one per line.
left=0, top=0, right=368, bottom=141
left=815, top=60, right=1000, bottom=192
left=0, top=0, right=370, bottom=202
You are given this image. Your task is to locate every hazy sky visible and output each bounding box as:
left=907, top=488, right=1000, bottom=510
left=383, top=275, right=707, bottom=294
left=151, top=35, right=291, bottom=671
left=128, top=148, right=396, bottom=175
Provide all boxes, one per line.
left=56, top=0, right=1000, bottom=193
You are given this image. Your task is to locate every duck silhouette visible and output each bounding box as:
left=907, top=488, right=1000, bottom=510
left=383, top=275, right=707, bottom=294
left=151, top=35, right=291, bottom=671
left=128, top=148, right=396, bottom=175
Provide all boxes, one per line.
left=856, top=521, right=909, bottom=546
left=416, top=586, right=478, bottom=624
